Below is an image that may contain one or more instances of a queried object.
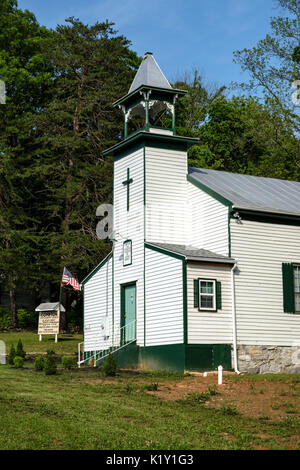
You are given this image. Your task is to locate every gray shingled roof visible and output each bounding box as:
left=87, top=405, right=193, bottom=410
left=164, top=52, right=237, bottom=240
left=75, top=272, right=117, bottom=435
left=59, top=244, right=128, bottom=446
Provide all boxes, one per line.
left=129, top=52, right=172, bottom=94
left=188, top=167, right=300, bottom=217
left=35, top=302, right=65, bottom=312
left=148, top=242, right=235, bottom=264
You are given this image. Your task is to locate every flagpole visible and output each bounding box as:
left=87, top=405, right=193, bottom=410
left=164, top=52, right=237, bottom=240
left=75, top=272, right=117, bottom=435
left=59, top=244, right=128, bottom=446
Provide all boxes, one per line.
left=57, top=268, right=64, bottom=343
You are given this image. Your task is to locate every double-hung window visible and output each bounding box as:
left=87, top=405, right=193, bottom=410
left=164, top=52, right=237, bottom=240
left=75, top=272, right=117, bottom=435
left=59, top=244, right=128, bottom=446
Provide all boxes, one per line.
left=194, top=278, right=221, bottom=311
left=282, top=263, right=300, bottom=314
left=294, top=265, right=300, bottom=312
left=199, top=279, right=216, bottom=311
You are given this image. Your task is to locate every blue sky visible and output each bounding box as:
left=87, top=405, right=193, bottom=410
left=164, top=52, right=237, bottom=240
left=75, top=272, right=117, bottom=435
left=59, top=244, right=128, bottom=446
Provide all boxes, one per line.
left=18, top=0, right=279, bottom=90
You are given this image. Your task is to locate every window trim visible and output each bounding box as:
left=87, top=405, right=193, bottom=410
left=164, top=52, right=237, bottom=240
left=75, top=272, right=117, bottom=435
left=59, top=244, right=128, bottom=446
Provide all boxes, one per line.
left=123, top=239, right=132, bottom=266
left=293, top=263, right=300, bottom=314
left=198, top=278, right=217, bottom=312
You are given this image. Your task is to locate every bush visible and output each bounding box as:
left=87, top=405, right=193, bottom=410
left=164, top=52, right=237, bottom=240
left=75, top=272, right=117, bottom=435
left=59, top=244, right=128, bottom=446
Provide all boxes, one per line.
left=44, top=353, right=57, bottom=375
left=16, top=339, right=26, bottom=359
left=34, top=355, right=45, bottom=371
left=0, top=307, right=12, bottom=329
left=103, top=354, right=117, bottom=377
left=62, top=356, right=75, bottom=370
left=13, top=356, right=24, bottom=368
left=17, top=309, right=37, bottom=329
left=8, top=344, right=16, bottom=365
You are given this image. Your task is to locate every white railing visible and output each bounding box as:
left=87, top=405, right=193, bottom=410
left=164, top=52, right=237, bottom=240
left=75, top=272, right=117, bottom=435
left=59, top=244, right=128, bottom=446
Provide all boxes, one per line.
left=77, top=320, right=136, bottom=367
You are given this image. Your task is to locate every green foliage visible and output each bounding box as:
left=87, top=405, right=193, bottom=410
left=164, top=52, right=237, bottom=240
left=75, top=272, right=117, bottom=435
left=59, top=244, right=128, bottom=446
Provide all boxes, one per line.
left=233, top=0, right=300, bottom=137
left=0, top=0, right=55, bottom=327
left=62, top=356, right=75, bottom=370
left=189, top=95, right=300, bottom=181
left=0, top=307, right=11, bottom=329
left=143, top=383, right=158, bottom=391
left=219, top=405, right=240, bottom=416
left=16, top=339, right=25, bottom=359
left=17, top=310, right=37, bottom=330
left=185, top=386, right=219, bottom=404
left=102, top=354, right=117, bottom=377
left=8, top=344, right=16, bottom=365
left=44, top=351, right=57, bottom=375
left=13, top=356, right=24, bottom=368
left=34, top=355, right=45, bottom=371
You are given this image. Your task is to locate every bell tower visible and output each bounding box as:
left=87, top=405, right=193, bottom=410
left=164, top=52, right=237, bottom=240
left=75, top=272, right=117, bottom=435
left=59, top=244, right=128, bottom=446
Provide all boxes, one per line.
left=114, top=52, right=186, bottom=138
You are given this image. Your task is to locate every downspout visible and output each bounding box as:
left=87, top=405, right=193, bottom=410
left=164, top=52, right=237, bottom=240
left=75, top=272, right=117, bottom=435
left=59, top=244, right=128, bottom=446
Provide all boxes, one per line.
left=231, top=262, right=240, bottom=374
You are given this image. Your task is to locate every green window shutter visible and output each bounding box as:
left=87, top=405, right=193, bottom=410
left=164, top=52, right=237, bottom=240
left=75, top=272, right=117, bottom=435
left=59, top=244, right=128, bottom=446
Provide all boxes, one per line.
left=282, top=263, right=295, bottom=313
left=194, top=279, right=199, bottom=308
left=216, top=281, right=222, bottom=310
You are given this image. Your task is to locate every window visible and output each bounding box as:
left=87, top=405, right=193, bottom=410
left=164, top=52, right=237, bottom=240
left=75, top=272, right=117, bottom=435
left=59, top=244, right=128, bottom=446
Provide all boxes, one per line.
left=282, top=262, right=300, bottom=314
left=199, top=280, right=216, bottom=311
left=194, top=278, right=221, bottom=312
left=294, top=265, right=300, bottom=312
left=123, top=240, right=132, bottom=266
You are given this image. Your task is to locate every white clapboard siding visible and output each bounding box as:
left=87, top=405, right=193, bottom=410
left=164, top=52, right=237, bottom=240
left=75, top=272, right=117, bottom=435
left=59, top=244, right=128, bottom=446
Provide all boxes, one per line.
left=231, top=218, right=300, bottom=346
left=113, top=147, right=145, bottom=346
left=145, top=247, right=184, bottom=346
left=84, top=257, right=112, bottom=352
left=187, top=182, right=229, bottom=256
left=145, top=147, right=188, bottom=244
left=187, top=263, right=233, bottom=344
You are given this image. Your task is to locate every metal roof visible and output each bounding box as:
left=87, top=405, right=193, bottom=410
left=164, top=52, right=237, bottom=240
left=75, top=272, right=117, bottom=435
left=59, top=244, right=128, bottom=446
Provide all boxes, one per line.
left=148, top=242, right=235, bottom=264
left=35, top=302, right=65, bottom=312
left=129, top=52, right=172, bottom=94
left=188, top=167, right=300, bottom=217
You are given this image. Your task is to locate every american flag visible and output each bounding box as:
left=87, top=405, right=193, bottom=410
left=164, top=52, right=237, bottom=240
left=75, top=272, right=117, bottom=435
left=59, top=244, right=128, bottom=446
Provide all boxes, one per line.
left=61, top=267, right=81, bottom=291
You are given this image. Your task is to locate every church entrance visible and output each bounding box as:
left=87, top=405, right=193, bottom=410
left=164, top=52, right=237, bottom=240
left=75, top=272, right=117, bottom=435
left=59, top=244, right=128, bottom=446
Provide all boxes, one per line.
left=121, top=282, right=136, bottom=342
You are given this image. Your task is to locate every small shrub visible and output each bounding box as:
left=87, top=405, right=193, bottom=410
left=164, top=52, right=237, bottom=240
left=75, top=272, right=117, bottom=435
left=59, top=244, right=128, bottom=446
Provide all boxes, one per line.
left=8, top=344, right=16, bottom=365
left=144, top=383, right=159, bottom=391
left=34, top=355, right=45, bottom=371
left=219, top=405, right=240, bottom=416
left=13, top=356, right=24, bottom=368
left=16, top=339, right=26, bottom=359
left=62, top=356, right=75, bottom=370
left=46, top=349, right=55, bottom=356
left=0, top=308, right=12, bottom=329
left=17, top=309, right=37, bottom=329
left=125, top=384, right=134, bottom=394
left=44, top=354, right=57, bottom=375
left=103, top=354, right=117, bottom=377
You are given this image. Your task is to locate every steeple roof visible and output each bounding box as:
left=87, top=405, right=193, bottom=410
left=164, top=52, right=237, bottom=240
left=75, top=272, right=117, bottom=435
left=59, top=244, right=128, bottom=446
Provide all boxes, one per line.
left=128, top=52, right=172, bottom=93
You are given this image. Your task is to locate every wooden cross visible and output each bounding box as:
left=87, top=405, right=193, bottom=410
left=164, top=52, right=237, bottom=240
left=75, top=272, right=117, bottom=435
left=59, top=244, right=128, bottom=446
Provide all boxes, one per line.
left=122, top=168, right=133, bottom=211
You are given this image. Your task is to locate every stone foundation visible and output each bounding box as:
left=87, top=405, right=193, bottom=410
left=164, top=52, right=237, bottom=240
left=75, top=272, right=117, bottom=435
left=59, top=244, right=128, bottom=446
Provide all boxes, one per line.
left=237, top=345, right=300, bottom=374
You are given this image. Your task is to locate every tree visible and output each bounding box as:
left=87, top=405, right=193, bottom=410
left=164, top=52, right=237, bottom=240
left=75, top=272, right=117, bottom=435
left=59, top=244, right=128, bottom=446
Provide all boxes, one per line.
left=0, top=0, right=54, bottom=326
left=173, top=69, right=226, bottom=136
left=188, top=95, right=300, bottom=181
left=233, top=0, right=300, bottom=138
left=28, top=18, right=140, bottom=323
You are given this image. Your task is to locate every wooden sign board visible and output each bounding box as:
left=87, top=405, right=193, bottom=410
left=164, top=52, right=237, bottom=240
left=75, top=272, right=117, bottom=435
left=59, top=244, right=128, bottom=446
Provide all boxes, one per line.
left=38, top=310, right=60, bottom=335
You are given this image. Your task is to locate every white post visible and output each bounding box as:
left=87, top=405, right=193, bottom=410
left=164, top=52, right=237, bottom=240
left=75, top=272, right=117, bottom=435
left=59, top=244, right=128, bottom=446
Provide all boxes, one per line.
left=218, top=365, right=223, bottom=385
left=94, top=350, right=97, bottom=367
left=39, top=334, right=42, bottom=342
left=78, top=343, right=81, bottom=368
left=55, top=334, right=58, bottom=343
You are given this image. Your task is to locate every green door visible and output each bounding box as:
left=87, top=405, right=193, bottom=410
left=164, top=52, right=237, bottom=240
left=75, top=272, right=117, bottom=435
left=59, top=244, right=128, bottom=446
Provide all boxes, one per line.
left=121, top=283, right=136, bottom=342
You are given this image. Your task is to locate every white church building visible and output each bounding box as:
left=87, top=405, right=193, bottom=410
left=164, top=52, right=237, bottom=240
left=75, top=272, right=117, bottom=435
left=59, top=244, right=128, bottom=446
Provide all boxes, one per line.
left=80, top=52, right=300, bottom=374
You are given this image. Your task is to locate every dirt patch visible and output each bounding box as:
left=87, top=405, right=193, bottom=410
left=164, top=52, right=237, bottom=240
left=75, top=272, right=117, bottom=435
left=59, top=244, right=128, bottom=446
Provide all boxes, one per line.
left=150, top=373, right=300, bottom=421
left=78, top=371, right=300, bottom=423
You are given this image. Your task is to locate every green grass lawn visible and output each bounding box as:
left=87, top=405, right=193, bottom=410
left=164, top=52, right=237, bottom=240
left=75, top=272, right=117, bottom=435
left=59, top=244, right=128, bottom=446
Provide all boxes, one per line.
left=0, top=364, right=299, bottom=450
left=0, top=331, right=82, bottom=356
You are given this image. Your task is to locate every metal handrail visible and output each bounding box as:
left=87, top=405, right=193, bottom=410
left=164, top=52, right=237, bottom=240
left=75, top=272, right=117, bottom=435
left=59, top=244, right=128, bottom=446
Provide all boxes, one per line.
left=77, top=320, right=136, bottom=367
